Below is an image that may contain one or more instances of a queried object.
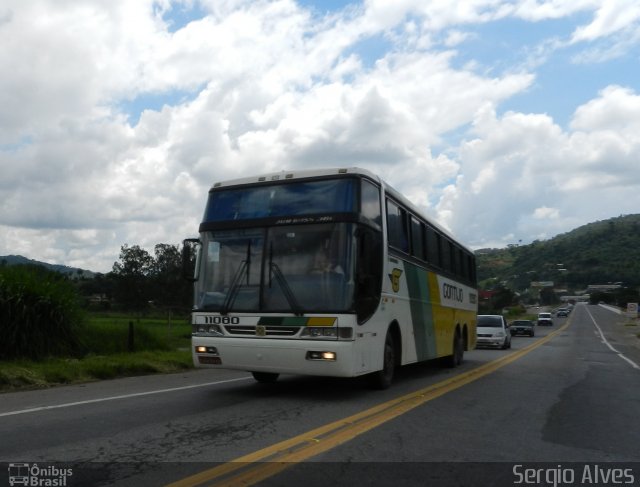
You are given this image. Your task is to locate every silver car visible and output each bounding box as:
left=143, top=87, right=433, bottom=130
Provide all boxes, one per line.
left=476, top=315, right=511, bottom=349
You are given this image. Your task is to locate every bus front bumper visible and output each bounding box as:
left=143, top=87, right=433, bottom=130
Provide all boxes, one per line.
left=192, top=336, right=359, bottom=377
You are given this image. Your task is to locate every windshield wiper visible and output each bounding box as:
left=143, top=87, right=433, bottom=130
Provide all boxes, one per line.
left=269, top=244, right=304, bottom=316
left=220, top=241, right=251, bottom=315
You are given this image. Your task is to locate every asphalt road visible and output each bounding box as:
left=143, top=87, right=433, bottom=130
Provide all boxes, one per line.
left=1, top=304, right=639, bottom=487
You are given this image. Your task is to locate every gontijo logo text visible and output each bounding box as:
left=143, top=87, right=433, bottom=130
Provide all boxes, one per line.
left=442, top=282, right=464, bottom=302
left=436, top=276, right=476, bottom=311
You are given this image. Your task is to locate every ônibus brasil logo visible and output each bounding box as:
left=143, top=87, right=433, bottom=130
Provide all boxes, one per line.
left=8, top=463, right=73, bottom=486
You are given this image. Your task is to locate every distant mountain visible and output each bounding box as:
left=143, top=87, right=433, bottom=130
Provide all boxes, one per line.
left=476, top=214, right=640, bottom=292
left=0, top=255, right=96, bottom=278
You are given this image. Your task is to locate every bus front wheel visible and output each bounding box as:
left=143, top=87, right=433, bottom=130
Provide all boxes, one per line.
left=251, top=372, right=279, bottom=383
left=369, top=331, right=396, bottom=390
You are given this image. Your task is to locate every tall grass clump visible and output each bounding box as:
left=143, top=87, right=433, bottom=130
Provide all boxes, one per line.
left=0, top=265, right=85, bottom=360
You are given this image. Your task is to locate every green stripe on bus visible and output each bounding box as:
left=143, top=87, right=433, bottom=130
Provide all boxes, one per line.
left=404, top=263, right=437, bottom=361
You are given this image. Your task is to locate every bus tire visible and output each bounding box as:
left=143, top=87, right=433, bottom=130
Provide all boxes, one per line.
left=446, top=331, right=464, bottom=368
left=369, top=331, right=396, bottom=390
left=251, top=372, right=279, bottom=383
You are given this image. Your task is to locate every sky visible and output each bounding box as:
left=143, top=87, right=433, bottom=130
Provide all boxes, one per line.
left=1, top=0, right=639, bottom=273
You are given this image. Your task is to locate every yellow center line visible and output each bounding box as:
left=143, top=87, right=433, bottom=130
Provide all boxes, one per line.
left=168, top=320, right=571, bottom=487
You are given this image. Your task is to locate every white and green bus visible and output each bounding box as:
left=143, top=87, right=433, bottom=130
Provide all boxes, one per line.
left=184, top=167, right=477, bottom=389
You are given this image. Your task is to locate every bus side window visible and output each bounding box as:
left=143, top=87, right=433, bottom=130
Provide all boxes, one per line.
left=469, top=254, right=477, bottom=283
left=440, top=237, right=452, bottom=272
left=455, top=247, right=463, bottom=277
left=426, top=226, right=441, bottom=268
left=361, top=180, right=382, bottom=227
left=460, top=249, right=469, bottom=281
left=411, top=216, right=425, bottom=261
left=386, top=200, right=409, bottom=253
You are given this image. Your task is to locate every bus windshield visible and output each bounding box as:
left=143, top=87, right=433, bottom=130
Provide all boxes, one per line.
left=195, top=223, right=355, bottom=313
left=203, top=178, right=357, bottom=222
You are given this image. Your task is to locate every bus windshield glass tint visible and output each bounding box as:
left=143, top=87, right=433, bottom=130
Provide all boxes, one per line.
left=203, top=179, right=356, bottom=222
left=195, top=223, right=356, bottom=313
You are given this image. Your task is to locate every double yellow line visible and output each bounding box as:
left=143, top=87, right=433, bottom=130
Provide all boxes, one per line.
left=168, top=320, right=570, bottom=487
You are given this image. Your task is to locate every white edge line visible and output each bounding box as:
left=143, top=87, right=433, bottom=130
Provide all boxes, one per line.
left=598, top=303, right=622, bottom=315
left=0, top=377, right=252, bottom=418
left=586, top=307, right=640, bottom=370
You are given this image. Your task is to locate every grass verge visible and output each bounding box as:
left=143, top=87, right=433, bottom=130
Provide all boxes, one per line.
left=0, top=311, right=195, bottom=393
left=0, top=350, right=193, bottom=392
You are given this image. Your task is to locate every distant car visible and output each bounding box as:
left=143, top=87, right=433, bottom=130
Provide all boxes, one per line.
left=476, top=315, right=511, bottom=349
left=556, top=308, right=569, bottom=317
left=537, top=312, right=553, bottom=326
left=510, top=319, right=535, bottom=337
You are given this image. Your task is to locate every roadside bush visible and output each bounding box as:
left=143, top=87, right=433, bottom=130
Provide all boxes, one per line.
left=503, top=305, right=526, bottom=317
left=0, top=265, right=85, bottom=360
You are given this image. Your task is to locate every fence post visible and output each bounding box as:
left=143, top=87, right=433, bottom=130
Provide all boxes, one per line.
left=128, top=321, right=134, bottom=352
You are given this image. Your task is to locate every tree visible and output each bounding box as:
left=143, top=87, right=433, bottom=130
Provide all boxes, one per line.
left=539, top=287, right=558, bottom=306
left=76, top=272, right=113, bottom=308
left=109, top=243, right=192, bottom=313
left=478, top=283, right=517, bottom=314
left=111, top=244, right=154, bottom=313
left=614, top=287, right=640, bottom=308
left=151, top=243, right=191, bottom=312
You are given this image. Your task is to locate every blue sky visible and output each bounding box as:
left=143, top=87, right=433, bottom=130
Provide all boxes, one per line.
left=1, top=0, right=639, bottom=272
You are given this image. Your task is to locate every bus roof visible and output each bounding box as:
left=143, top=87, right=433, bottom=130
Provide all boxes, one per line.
left=208, top=167, right=470, bottom=253
left=208, top=167, right=382, bottom=190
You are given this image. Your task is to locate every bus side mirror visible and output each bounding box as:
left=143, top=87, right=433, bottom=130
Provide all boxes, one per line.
left=182, top=238, right=201, bottom=282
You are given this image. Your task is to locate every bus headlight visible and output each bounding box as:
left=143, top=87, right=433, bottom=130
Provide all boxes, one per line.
left=195, top=346, right=218, bottom=354
left=306, top=351, right=337, bottom=361
left=300, top=327, right=353, bottom=339
left=301, top=327, right=337, bottom=339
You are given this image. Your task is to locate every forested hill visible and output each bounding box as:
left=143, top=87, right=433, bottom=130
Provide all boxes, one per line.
left=0, top=255, right=95, bottom=278
left=476, top=214, right=640, bottom=291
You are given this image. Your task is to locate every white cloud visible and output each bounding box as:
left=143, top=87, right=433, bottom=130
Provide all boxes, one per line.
left=533, top=206, right=560, bottom=220
left=437, top=85, right=640, bottom=248
left=443, top=29, right=474, bottom=47
left=571, top=85, right=640, bottom=133
left=570, top=0, right=640, bottom=42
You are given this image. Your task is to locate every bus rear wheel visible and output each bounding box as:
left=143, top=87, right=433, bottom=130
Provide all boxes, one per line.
left=251, top=372, right=279, bottom=383
left=369, top=331, right=396, bottom=390
left=445, top=332, right=464, bottom=368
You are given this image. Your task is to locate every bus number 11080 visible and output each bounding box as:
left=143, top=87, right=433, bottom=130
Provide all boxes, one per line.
left=204, top=316, right=240, bottom=325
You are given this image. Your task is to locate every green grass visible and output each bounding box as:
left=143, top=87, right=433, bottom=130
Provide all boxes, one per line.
left=79, top=312, right=192, bottom=354
left=0, top=351, right=193, bottom=391
left=0, top=311, right=194, bottom=392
